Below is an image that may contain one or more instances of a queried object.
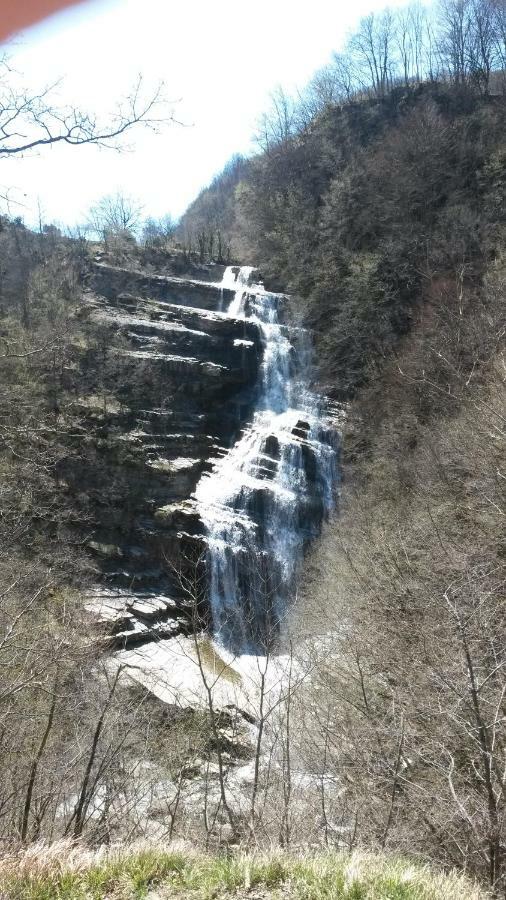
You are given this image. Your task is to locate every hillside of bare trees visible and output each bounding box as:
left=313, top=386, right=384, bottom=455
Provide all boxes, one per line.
left=0, top=2, right=505, bottom=897
left=179, top=0, right=506, bottom=394
left=174, top=0, right=506, bottom=892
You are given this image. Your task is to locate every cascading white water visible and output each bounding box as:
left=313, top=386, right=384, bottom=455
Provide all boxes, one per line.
left=194, top=266, right=337, bottom=653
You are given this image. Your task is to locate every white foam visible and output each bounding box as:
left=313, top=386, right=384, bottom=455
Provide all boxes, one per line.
left=193, top=267, right=337, bottom=653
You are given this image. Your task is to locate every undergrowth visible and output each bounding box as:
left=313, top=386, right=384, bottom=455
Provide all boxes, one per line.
left=0, top=845, right=489, bottom=900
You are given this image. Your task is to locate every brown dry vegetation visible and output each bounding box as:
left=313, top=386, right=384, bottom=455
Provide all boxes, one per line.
left=179, top=20, right=506, bottom=886
left=0, top=2, right=505, bottom=894
left=288, top=247, right=505, bottom=889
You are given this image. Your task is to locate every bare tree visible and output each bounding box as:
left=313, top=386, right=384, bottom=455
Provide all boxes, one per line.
left=347, top=11, right=397, bottom=97
left=142, top=214, right=176, bottom=248
left=395, top=3, right=429, bottom=86
left=331, top=53, right=358, bottom=101
left=437, top=0, right=473, bottom=83
left=0, top=60, right=171, bottom=158
left=87, top=193, right=143, bottom=242
left=490, top=0, right=506, bottom=75
left=256, top=86, right=298, bottom=151
left=468, top=0, right=498, bottom=93
left=296, top=65, right=344, bottom=127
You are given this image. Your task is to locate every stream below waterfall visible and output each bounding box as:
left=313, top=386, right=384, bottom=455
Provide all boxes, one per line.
left=194, top=266, right=337, bottom=654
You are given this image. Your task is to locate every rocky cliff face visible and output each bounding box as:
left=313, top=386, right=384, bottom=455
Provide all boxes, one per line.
left=76, top=262, right=338, bottom=655
left=78, top=263, right=264, bottom=647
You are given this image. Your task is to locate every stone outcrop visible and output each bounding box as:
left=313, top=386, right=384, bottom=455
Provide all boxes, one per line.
left=89, top=262, right=234, bottom=310
left=74, top=262, right=338, bottom=654
left=75, top=263, right=263, bottom=646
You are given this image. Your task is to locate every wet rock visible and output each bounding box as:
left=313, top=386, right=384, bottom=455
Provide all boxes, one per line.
left=76, top=266, right=267, bottom=642
left=82, top=262, right=337, bottom=654
left=263, top=434, right=280, bottom=458
left=154, top=499, right=200, bottom=529
left=85, top=587, right=192, bottom=648
left=88, top=540, right=124, bottom=559
left=89, top=262, right=236, bottom=311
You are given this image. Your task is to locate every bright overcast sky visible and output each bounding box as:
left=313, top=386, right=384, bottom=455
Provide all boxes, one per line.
left=2, top=0, right=425, bottom=229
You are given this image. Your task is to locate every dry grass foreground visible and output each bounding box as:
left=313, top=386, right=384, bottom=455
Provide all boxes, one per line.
left=0, top=843, right=489, bottom=900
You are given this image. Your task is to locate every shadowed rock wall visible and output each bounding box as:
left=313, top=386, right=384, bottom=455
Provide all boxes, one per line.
left=73, top=264, right=263, bottom=646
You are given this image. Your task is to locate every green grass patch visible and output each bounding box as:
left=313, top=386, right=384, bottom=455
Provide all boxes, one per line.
left=0, top=847, right=488, bottom=900
left=1, top=849, right=186, bottom=900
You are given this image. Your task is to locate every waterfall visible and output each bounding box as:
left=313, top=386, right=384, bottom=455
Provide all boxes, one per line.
left=194, top=266, right=337, bottom=653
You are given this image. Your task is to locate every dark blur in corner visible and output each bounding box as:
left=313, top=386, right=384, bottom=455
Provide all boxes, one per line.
left=0, top=0, right=87, bottom=42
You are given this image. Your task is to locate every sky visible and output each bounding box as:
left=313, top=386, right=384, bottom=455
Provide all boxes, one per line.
left=2, top=0, right=422, bottom=229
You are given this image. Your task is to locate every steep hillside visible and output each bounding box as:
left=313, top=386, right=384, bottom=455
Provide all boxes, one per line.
left=1, top=14, right=505, bottom=892
left=287, top=250, right=505, bottom=886
left=178, top=156, right=249, bottom=264
left=180, top=86, right=506, bottom=400
left=179, top=70, right=506, bottom=896
left=0, top=228, right=340, bottom=852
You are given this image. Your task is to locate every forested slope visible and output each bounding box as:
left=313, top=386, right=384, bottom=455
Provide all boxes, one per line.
left=0, top=1, right=505, bottom=891
left=178, top=4, right=506, bottom=890
left=180, top=83, right=506, bottom=398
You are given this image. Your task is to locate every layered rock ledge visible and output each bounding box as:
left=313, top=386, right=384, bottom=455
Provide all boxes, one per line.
left=72, top=265, right=264, bottom=646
